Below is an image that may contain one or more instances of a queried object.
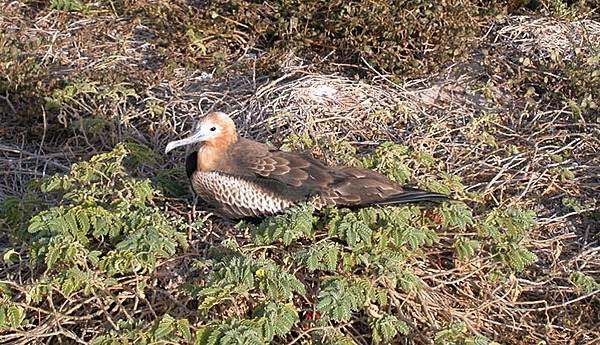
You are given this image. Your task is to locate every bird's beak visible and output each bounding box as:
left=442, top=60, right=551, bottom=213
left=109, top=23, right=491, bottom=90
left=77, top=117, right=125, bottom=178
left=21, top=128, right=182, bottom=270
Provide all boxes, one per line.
left=165, top=127, right=207, bottom=153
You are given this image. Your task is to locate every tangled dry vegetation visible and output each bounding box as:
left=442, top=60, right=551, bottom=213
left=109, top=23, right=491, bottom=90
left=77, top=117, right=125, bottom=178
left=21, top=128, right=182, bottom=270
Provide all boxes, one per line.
left=1, top=1, right=599, bottom=344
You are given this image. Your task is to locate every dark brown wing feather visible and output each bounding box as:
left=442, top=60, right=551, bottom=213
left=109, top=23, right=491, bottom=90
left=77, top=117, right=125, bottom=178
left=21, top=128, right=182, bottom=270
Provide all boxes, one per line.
left=319, top=166, right=449, bottom=207
left=222, top=138, right=333, bottom=191
left=317, top=166, right=402, bottom=206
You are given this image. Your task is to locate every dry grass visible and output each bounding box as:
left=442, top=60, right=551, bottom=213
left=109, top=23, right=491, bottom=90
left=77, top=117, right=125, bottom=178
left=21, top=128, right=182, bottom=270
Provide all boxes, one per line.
left=1, top=1, right=599, bottom=344
left=494, top=15, right=600, bottom=60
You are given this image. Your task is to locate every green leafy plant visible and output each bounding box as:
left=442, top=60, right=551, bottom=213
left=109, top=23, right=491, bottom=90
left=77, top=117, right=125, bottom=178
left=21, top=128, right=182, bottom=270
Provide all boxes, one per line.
left=358, top=142, right=412, bottom=183
left=2, top=143, right=186, bottom=307
left=245, top=202, right=316, bottom=246
left=569, top=271, right=600, bottom=294
left=196, top=302, right=297, bottom=344
left=186, top=142, right=539, bottom=343
left=317, top=276, right=367, bottom=322
left=190, top=247, right=301, bottom=344
left=0, top=139, right=542, bottom=343
left=0, top=33, right=52, bottom=121
left=50, top=0, right=85, bottom=12
left=435, top=322, right=496, bottom=345
left=90, top=315, right=192, bottom=345
left=474, top=207, right=538, bottom=272
left=0, top=284, right=25, bottom=330
left=370, top=314, right=410, bottom=343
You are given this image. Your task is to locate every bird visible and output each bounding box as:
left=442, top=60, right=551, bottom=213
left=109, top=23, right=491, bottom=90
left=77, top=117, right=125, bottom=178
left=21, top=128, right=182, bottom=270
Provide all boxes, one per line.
left=165, top=112, right=449, bottom=219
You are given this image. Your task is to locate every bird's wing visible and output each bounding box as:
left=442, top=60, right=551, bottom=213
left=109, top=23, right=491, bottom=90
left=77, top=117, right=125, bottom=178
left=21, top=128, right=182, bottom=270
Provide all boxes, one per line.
left=323, top=166, right=449, bottom=206
left=231, top=138, right=334, bottom=190
left=317, top=166, right=400, bottom=206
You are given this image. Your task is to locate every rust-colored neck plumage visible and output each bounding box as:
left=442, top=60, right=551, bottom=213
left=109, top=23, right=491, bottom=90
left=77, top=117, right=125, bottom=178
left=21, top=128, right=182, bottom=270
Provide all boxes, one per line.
left=197, top=113, right=238, bottom=171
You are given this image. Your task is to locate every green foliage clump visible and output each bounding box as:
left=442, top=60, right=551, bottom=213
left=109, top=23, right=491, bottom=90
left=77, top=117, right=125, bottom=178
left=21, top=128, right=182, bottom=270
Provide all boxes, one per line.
left=246, top=202, right=316, bottom=245
left=0, top=284, right=25, bottom=330
left=569, top=271, right=600, bottom=294
left=1, top=143, right=186, bottom=304
left=435, top=322, right=497, bottom=345
left=0, top=140, right=541, bottom=343
left=90, top=315, right=192, bottom=345
left=475, top=207, right=538, bottom=272
left=186, top=143, right=538, bottom=343
left=187, top=241, right=302, bottom=344
left=0, top=33, right=52, bottom=122
left=194, top=302, right=298, bottom=345
left=317, top=276, right=367, bottom=322
left=358, top=142, right=412, bottom=183
left=192, top=246, right=305, bottom=307
left=42, top=80, right=140, bottom=145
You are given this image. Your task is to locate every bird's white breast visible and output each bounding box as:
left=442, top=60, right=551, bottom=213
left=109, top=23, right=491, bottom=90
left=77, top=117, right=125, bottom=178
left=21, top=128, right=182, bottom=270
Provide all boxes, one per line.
left=191, top=171, right=296, bottom=218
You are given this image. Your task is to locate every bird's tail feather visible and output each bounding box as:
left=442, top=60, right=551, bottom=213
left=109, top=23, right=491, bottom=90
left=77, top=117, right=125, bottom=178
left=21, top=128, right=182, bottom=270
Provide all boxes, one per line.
left=374, top=187, right=450, bottom=205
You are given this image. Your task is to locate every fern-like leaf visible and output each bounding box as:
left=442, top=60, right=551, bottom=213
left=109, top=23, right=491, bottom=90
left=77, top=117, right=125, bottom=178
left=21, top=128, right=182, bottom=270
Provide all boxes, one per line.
left=453, top=236, right=480, bottom=260
left=328, top=212, right=372, bottom=246
left=248, top=202, right=315, bottom=245
left=494, top=241, right=538, bottom=272
left=317, top=277, right=367, bottom=322
left=253, top=302, right=298, bottom=341
left=439, top=202, right=474, bottom=230
left=295, top=242, right=341, bottom=272
left=569, top=271, right=600, bottom=294
left=369, top=314, right=409, bottom=342
left=220, top=319, right=265, bottom=345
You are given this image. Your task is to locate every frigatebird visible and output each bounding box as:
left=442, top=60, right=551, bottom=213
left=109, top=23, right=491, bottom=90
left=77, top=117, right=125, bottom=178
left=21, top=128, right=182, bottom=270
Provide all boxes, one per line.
left=165, top=112, right=448, bottom=219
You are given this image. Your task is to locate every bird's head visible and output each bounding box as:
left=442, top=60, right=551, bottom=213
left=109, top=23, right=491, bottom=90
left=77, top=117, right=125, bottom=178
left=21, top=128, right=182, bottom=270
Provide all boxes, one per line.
left=165, top=112, right=238, bottom=153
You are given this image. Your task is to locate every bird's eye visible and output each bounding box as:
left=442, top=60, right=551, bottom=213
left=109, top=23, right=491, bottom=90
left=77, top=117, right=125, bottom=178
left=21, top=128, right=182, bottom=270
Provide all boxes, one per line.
left=210, top=126, right=217, bottom=131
